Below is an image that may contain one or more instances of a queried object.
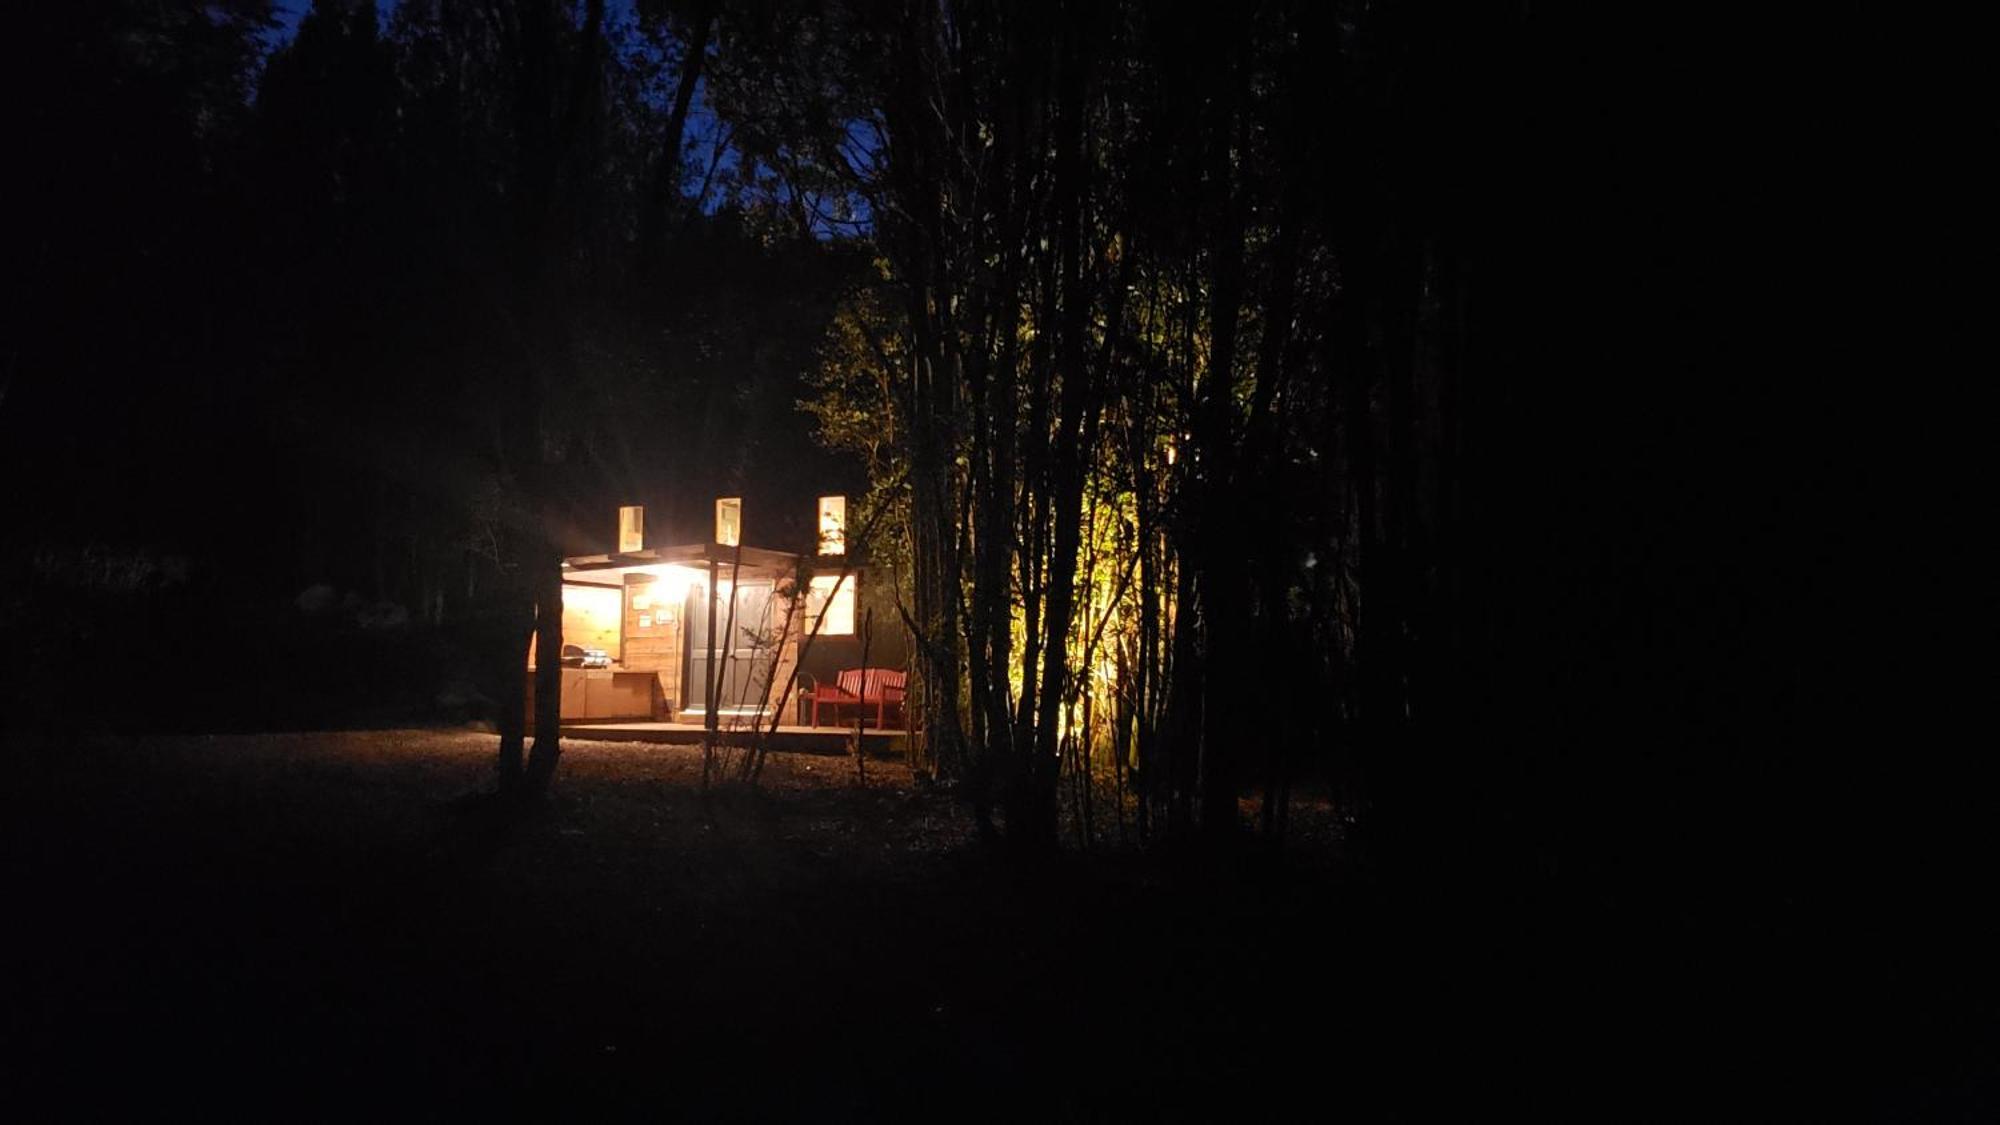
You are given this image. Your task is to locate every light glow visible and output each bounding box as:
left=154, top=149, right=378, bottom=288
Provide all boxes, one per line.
left=634, top=564, right=702, bottom=607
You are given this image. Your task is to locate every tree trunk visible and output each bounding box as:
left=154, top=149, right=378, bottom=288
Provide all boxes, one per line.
left=523, top=527, right=563, bottom=794
left=1022, top=19, right=1096, bottom=851
left=1194, top=80, right=1248, bottom=840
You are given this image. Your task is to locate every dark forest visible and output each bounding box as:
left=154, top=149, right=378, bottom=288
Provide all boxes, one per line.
left=2, top=1, right=1961, bottom=1118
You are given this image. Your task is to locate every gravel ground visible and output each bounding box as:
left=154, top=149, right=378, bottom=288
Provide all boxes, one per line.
left=0, top=730, right=1436, bottom=1118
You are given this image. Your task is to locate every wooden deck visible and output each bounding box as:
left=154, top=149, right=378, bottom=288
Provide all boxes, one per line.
left=559, top=721, right=906, bottom=755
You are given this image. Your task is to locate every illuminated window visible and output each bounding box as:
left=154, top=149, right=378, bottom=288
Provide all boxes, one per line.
left=807, top=575, right=856, bottom=636
left=715, top=497, right=741, bottom=546
left=818, top=495, right=846, bottom=555
left=618, top=505, right=645, bottom=552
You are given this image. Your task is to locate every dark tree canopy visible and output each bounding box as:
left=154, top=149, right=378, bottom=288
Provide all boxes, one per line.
left=0, top=0, right=1844, bottom=897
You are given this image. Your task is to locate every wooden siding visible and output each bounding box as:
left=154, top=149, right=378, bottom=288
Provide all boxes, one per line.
left=620, top=575, right=683, bottom=713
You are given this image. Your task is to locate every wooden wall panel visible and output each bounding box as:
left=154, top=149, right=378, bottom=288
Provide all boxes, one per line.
left=622, top=577, right=683, bottom=712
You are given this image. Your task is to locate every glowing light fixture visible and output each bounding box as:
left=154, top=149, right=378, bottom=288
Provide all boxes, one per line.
left=637, top=564, right=700, bottom=606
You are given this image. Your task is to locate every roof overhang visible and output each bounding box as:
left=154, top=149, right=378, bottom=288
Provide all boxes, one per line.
left=561, top=542, right=810, bottom=585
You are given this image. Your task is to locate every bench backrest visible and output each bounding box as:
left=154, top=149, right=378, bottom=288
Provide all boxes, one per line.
left=836, top=667, right=906, bottom=702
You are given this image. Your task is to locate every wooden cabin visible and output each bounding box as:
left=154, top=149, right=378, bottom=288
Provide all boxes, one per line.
left=529, top=498, right=894, bottom=727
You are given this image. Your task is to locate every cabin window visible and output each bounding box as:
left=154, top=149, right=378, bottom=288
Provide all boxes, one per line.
left=818, top=495, right=846, bottom=555
left=807, top=575, right=856, bottom=636
left=715, top=497, right=741, bottom=547
left=618, top=505, right=645, bottom=552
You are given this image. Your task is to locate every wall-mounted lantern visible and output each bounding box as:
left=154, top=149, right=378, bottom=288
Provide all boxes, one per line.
left=715, top=497, right=742, bottom=547
left=818, top=495, right=846, bottom=555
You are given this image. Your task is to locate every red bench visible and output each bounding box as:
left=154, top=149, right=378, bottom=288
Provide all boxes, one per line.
left=807, top=667, right=907, bottom=729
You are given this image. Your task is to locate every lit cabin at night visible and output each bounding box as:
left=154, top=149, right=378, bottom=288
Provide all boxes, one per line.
left=527, top=498, right=900, bottom=730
